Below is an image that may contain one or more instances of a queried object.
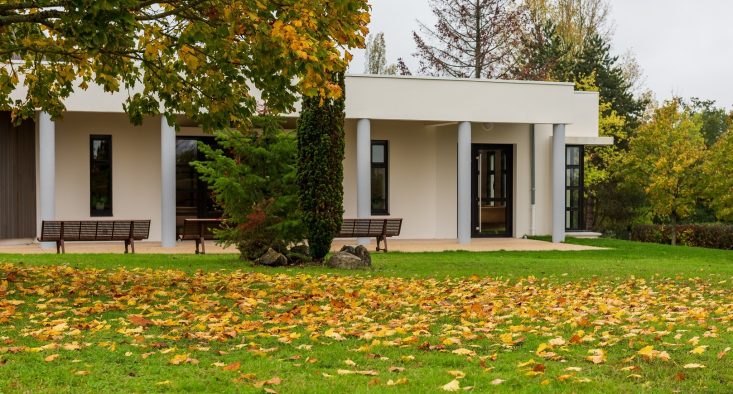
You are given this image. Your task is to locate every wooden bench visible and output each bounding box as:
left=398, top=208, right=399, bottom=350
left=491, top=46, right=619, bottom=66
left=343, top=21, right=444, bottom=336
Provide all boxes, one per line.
left=337, top=218, right=403, bottom=252
left=178, top=218, right=223, bottom=254
left=38, top=220, right=151, bottom=254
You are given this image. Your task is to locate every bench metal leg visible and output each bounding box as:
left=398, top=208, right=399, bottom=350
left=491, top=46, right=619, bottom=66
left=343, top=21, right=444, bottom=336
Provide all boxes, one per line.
left=56, top=240, right=64, bottom=254
left=195, top=239, right=200, bottom=254
left=124, top=239, right=136, bottom=254
left=200, top=237, right=206, bottom=255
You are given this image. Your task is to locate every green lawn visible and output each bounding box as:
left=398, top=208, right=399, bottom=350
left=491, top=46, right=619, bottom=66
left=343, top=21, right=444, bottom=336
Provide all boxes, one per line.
left=1, top=239, right=732, bottom=393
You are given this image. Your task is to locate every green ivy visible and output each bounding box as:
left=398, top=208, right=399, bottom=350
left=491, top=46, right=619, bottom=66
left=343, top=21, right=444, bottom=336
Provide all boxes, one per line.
left=296, top=73, right=346, bottom=260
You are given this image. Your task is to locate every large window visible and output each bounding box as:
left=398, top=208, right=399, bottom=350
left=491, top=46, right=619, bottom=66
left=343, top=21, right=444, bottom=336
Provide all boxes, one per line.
left=565, top=145, right=584, bottom=231
left=371, top=140, right=389, bottom=215
left=176, top=137, right=219, bottom=221
left=90, top=135, right=112, bottom=217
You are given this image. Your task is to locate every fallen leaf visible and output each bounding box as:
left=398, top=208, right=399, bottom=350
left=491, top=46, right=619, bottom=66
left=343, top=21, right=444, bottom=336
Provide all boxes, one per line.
left=490, top=378, right=505, bottom=385
left=447, top=370, right=465, bottom=379
left=452, top=348, right=475, bottom=356
left=549, top=337, right=566, bottom=346
left=690, top=346, right=707, bottom=355
left=683, top=363, right=705, bottom=369
left=387, top=378, right=409, bottom=386
left=222, top=361, right=241, bottom=371
left=44, top=354, right=59, bottom=362
left=586, top=349, right=606, bottom=364
left=441, top=379, right=461, bottom=391
left=74, top=370, right=90, bottom=376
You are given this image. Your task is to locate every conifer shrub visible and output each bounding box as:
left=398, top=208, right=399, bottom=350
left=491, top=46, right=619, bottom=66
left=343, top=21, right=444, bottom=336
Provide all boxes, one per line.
left=193, top=117, right=305, bottom=260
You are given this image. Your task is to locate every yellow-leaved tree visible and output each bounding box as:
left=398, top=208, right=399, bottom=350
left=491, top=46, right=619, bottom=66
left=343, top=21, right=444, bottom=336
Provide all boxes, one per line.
left=625, top=99, right=706, bottom=245
left=702, top=127, right=733, bottom=221
left=0, top=0, right=370, bottom=130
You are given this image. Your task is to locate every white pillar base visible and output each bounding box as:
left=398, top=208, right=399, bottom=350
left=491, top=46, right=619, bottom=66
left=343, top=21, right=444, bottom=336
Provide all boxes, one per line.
left=38, top=112, right=56, bottom=249
left=457, top=121, right=472, bottom=244
left=160, top=116, right=177, bottom=248
left=356, top=119, right=371, bottom=246
left=552, top=124, right=566, bottom=243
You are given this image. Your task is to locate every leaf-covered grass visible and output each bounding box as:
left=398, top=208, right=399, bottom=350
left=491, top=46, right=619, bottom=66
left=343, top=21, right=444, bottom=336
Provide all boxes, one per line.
left=1, top=239, right=732, bottom=393
left=1, top=238, right=732, bottom=279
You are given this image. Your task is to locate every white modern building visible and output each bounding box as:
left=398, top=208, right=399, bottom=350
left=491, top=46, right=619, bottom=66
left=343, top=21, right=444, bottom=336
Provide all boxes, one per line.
left=0, top=74, right=609, bottom=247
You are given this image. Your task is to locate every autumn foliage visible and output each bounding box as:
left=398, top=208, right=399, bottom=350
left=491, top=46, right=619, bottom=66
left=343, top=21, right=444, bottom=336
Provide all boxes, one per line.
left=0, top=1, right=370, bottom=129
left=1, top=263, right=732, bottom=391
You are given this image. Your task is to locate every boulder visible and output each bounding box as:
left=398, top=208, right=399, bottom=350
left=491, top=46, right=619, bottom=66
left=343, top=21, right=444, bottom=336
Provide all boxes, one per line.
left=353, top=245, right=372, bottom=266
left=328, top=245, right=372, bottom=270
left=255, top=248, right=288, bottom=267
left=327, top=251, right=367, bottom=270
left=339, top=245, right=357, bottom=255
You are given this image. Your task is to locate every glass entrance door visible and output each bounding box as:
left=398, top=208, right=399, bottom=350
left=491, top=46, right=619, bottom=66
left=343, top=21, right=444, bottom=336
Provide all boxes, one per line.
left=472, top=145, right=513, bottom=237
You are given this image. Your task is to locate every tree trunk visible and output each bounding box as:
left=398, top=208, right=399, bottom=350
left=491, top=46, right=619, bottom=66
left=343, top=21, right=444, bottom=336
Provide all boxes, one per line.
left=670, top=214, right=677, bottom=246
left=474, top=0, right=482, bottom=79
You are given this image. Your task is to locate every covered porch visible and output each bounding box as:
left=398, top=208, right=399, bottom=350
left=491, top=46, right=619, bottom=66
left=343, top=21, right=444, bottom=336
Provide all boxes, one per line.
left=0, top=237, right=601, bottom=254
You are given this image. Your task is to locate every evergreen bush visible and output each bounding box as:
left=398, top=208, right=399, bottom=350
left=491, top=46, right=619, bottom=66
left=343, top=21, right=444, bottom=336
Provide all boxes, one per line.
left=193, top=117, right=305, bottom=260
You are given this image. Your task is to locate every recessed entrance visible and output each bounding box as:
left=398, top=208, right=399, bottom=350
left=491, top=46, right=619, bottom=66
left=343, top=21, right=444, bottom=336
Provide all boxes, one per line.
left=472, top=144, right=513, bottom=238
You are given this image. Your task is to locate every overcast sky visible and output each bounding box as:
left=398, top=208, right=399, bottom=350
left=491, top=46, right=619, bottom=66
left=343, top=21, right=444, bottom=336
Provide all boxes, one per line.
left=349, top=0, right=733, bottom=109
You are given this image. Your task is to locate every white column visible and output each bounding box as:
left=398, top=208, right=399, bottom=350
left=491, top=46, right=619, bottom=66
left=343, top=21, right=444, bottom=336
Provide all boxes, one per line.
left=457, top=121, right=472, bottom=244
left=356, top=119, right=371, bottom=245
left=552, top=124, right=566, bottom=243
left=38, top=112, right=55, bottom=248
left=160, top=116, right=176, bottom=247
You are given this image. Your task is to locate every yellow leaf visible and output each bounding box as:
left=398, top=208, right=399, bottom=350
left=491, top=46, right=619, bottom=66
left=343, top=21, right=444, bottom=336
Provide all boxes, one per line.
left=690, top=346, right=707, bottom=355
left=44, top=354, right=60, bottom=362
left=683, top=363, right=705, bottom=369
left=441, top=379, right=461, bottom=392
left=452, top=348, right=475, bottom=356
left=447, top=370, right=465, bottom=379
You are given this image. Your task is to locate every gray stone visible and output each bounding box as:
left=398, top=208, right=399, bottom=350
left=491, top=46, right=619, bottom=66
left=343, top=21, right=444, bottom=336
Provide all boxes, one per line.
left=353, top=245, right=372, bottom=266
left=339, top=245, right=357, bottom=255
left=255, top=248, right=288, bottom=267
left=327, top=251, right=370, bottom=270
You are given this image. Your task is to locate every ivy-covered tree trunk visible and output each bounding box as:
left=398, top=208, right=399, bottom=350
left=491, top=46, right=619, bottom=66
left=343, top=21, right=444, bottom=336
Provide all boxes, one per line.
left=296, top=73, right=346, bottom=261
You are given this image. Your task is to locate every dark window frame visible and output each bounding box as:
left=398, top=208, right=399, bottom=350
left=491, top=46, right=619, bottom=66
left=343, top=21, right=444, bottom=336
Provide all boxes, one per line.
left=565, top=145, right=585, bottom=231
left=371, top=140, right=389, bottom=216
left=89, top=135, right=113, bottom=217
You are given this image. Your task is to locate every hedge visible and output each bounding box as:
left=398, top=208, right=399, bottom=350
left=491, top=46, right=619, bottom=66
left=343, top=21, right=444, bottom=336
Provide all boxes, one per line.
left=631, top=224, right=733, bottom=250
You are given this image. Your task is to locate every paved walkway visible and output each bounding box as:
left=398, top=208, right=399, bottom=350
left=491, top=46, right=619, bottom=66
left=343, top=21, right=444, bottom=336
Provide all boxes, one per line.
left=0, top=238, right=599, bottom=254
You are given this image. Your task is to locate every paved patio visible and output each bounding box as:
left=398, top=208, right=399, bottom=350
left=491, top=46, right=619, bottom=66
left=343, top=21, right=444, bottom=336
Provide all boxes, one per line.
left=0, top=238, right=600, bottom=254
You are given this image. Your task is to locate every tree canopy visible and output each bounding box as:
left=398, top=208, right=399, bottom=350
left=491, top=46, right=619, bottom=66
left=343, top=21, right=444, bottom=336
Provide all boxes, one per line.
left=413, top=0, right=524, bottom=79
left=625, top=100, right=706, bottom=244
left=0, top=0, right=369, bottom=130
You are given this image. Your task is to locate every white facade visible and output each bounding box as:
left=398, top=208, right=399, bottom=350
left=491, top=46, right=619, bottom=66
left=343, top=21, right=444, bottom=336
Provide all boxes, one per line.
left=4, top=75, right=603, bottom=245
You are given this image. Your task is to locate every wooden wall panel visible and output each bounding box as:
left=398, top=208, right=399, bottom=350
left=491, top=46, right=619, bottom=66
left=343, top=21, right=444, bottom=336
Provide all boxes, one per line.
left=0, top=112, right=36, bottom=239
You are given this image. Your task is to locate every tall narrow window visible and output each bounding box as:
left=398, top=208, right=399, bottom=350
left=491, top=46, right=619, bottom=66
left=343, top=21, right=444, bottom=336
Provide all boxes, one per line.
left=565, top=145, right=584, bottom=231
left=90, top=135, right=112, bottom=216
left=371, top=140, right=389, bottom=215
left=176, top=137, right=220, bottom=222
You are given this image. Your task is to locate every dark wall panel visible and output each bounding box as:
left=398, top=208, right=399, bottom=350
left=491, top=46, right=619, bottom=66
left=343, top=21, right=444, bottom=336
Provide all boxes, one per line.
left=0, top=112, right=36, bottom=239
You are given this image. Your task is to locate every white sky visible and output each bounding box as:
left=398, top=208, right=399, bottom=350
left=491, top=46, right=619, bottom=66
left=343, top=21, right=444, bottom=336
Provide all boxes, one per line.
left=349, top=0, right=733, bottom=109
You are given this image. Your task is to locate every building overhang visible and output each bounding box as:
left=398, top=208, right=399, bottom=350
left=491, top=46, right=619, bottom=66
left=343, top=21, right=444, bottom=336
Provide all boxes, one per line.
left=565, top=136, right=614, bottom=146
